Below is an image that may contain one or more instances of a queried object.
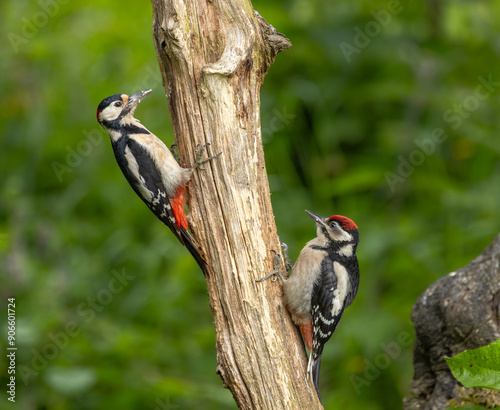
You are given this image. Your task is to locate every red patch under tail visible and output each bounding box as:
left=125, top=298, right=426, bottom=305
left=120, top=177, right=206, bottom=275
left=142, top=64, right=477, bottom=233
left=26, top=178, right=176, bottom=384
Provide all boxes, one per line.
left=171, top=188, right=188, bottom=231
left=300, top=321, right=313, bottom=352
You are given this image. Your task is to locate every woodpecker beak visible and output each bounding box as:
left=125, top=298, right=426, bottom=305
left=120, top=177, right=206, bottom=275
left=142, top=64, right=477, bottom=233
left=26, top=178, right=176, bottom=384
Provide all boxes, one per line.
left=306, top=210, right=326, bottom=226
left=127, top=89, right=152, bottom=108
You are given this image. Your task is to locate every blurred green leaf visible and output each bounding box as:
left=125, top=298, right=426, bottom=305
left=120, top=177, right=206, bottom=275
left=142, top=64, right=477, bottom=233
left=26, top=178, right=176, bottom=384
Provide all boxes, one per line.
left=44, top=367, right=97, bottom=395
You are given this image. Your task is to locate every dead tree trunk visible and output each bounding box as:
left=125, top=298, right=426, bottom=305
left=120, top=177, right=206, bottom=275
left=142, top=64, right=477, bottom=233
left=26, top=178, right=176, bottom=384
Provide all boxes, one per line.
left=404, top=234, right=500, bottom=410
left=151, top=1, right=322, bottom=408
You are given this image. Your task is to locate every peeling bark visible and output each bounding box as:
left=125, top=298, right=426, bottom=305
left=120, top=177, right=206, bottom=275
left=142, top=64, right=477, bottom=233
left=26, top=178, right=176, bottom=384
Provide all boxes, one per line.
left=151, top=0, right=322, bottom=408
left=404, top=235, right=500, bottom=410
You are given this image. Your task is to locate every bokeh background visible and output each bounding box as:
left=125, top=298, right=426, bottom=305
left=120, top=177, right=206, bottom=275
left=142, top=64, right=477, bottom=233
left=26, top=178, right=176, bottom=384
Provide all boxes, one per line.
left=1, top=0, right=500, bottom=409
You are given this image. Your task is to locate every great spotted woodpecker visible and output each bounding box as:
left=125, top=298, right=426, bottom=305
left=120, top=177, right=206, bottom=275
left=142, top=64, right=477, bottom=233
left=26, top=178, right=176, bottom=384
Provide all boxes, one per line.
left=96, top=89, right=220, bottom=276
left=257, top=210, right=359, bottom=401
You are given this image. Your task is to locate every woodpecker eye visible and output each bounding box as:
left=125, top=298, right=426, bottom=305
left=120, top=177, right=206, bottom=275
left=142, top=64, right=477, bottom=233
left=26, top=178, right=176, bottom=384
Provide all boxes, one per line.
left=330, top=222, right=338, bottom=229
left=113, top=101, right=123, bottom=107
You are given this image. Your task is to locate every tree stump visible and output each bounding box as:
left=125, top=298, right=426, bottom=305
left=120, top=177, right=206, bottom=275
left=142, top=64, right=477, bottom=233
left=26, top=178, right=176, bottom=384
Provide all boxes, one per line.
left=151, top=0, right=322, bottom=407
left=404, top=234, right=500, bottom=409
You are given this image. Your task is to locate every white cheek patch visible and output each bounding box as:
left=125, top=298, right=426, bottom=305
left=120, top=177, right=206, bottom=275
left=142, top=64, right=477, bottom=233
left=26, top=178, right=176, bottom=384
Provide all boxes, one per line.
left=331, top=262, right=350, bottom=317
left=100, top=106, right=122, bottom=122
left=332, top=228, right=352, bottom=242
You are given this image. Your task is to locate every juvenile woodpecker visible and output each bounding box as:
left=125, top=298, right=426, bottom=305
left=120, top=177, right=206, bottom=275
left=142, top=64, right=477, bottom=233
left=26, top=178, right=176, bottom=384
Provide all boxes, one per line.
left=257, top=210, right=359, bottom=401
left=96, top=89, right=219, bottom=276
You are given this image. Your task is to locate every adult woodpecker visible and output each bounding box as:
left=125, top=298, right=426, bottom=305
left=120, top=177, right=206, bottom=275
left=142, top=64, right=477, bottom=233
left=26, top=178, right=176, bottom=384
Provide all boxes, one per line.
left=257, top=210, right=359, bottom=401
left=96, top=89, right=219, bottom=276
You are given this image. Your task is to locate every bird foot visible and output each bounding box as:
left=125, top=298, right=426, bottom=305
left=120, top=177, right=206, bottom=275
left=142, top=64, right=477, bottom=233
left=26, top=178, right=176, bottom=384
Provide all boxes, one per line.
left=280, top=242, right=293, bottom=272
left=193, top=143, right=222, bottom=170
left=170, top=142, right=181, bottom=165
left=256, top=249, right=288, bottom=283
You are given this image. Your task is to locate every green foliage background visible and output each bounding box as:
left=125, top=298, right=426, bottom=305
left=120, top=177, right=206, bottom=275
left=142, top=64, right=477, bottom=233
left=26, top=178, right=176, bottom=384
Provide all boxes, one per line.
left=1, top=0, right=500, bottom=409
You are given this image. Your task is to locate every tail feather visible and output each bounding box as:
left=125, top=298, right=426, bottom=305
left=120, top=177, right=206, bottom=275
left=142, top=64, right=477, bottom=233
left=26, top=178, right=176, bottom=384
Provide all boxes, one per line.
left=180, top=228, right=211, bottom=277
left=311, top=357, right=322, bottom=402
left=308, top=350, right=323, bottom=403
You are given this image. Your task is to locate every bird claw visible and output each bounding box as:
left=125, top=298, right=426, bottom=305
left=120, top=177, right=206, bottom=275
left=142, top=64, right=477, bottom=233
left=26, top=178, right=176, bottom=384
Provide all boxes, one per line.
left=193, top=143, right=221, bottom=170
left=280, top=242, right=293, bottom=271
left=256, top=249, right=287, bottom=283
left=170, top=142, right=181, bottom=164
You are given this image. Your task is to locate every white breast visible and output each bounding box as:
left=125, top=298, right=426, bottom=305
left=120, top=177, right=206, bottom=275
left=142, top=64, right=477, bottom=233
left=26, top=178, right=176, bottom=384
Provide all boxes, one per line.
left=284, top=244, right=326, bottom=321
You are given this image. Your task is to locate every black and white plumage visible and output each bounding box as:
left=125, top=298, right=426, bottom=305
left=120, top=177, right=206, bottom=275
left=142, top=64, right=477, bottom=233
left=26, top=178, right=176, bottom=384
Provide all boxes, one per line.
left=259, top=210, right=359, bottom=401
left=96, top=89, right=219, bottom=276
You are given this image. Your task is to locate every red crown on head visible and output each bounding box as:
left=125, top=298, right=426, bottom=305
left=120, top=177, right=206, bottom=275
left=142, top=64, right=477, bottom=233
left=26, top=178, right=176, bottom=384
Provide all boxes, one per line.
left=329, top=215, right=358, bottom=231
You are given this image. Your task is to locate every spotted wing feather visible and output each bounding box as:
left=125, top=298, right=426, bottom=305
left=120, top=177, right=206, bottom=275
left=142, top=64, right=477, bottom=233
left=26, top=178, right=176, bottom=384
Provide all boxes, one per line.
left=309, top=257, right=345, bottom=400
left=113, top=136, right=183, bottom=244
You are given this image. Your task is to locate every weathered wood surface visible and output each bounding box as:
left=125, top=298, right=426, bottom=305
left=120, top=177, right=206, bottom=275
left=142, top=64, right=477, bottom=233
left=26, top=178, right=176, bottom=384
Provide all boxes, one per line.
left=151, top=0, right=322, bottom=407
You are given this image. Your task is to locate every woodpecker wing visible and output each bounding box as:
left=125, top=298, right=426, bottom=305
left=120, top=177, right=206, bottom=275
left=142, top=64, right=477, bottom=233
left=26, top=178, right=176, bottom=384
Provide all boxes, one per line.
left=311, top=258, right=345, bottom=351
left=309, top=257, right=349, bottom=399
left=113, top=136, right=184, bottom=244
left=343, top=256, right=360, bottom=308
